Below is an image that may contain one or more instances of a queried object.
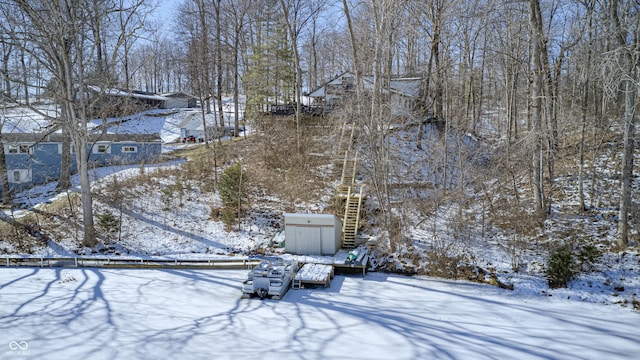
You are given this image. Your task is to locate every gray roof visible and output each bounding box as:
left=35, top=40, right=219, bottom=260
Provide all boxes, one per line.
left=308, top=72, right=422, bottom=99
left=161, top=92, right=198, bottom=99
left=1, top=132, right=162, bottom=143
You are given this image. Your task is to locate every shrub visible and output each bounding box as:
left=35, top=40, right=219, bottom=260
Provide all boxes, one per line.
left=97, top=211, right=120, bottom=235
left=577, top=244, right=601, bottom=271
left=218, top=161, right=247, bottom=208
left=546, top=243, right=576, bottom=289
left=221, top=208, right=236, bottom=229
left=218, top=161, right=248, bottom=226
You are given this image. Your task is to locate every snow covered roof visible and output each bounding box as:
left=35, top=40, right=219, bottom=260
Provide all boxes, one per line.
left=178, top=112, right=219, bottom=131
left=87, top=86, right=167, bottom=101
left=308, top=72, right=422, bottom=99
left=1, top=105, right=59, bottom=134
left=307, top=71, right=353, bottom=97
left=160, top=92, right=198, bottom=99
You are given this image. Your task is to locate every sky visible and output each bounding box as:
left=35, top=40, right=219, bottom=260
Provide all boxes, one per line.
left=149, top=0, right=179, bottom=34
left=1, top=268, right=638, bottom=360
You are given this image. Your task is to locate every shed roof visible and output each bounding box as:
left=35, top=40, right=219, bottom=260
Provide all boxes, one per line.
left=284, top=213, right=340, bottom=226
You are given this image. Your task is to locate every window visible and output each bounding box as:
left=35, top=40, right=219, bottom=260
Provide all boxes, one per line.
left=58, top=144, right=73, bottom=154
left=8, top=169, right=31, bottom=183
left=123, top=146, right=138, bottom=153
left=7, top=144, right=32, bottom=154
left=93, top=143, right=111, bottom=154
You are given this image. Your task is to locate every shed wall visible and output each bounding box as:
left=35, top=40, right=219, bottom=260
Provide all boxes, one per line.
left=284, top=213, right=342, bottom=255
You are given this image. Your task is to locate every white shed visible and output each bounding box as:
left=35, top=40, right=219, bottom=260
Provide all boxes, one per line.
left=284, top=213, right=342, bottom=255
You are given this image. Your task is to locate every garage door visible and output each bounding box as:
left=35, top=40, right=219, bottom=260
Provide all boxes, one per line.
left=294, top=226, right=322, bottom=255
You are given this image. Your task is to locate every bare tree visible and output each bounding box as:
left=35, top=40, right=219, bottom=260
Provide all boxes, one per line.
left=213, top=0, right=225, bottom=130
left=1, top=0, right=149, bottom=247
left=603, top=0, right=640, bottom=247
left=528, top=0, right=547, bottom=214
left=576, top=0, right=597, bottom=211
left=0, top=104, right=13, bottom=204
left=227, top=0, right=251, bottom=138
left=277, top=0, right=325, bottom=152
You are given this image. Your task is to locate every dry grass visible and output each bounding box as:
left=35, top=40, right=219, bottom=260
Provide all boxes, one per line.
left=0, top=210, right=50, bottom=253
left=34, top=117, right=339, bottom=246
left=243, top=118, right=337, bottom=205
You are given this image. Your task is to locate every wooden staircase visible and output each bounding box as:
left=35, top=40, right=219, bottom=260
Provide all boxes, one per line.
left=336, top=152, right=358, bottom=198
left=341, top=185, right=364, bottom=249
left=333, top=122, right=364, bottom=249
left=334, top=124, right=355, bottom=176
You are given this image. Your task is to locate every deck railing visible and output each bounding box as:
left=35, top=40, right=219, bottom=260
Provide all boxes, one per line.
left=0, top=256, right=261, bottom=269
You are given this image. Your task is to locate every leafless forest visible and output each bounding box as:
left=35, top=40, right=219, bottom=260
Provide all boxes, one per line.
left=0, top=0, right=639, bottom=271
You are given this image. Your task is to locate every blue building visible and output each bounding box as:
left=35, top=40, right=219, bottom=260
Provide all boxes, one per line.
left=2, top=132, right=162, bottom=193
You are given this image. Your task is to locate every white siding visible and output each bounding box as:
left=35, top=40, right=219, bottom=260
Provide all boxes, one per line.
left=284, top=213, right=342, bottom=255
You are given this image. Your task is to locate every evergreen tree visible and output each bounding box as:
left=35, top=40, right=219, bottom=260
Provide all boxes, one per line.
left=243, top=14, right=294, bottom=118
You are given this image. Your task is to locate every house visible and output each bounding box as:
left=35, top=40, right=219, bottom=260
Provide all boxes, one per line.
left=307, top=71, right=356, bottom=111
left=307, top=71, right=423, bottom=117
left=178, top=112, right=208, bottom=142
left=1, top=132, right=162, bottom=193
left=87, top=87, right=198, bottom=118
left=160, top=92, right=198, bottom=109
left=177, top=111, right=240, bottom=142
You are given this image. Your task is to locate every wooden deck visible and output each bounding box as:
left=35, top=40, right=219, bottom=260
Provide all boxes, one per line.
left=292, top=263, right=334, bottom=289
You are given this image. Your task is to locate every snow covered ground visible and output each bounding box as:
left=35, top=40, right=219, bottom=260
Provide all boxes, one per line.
left=1, top=268, right=638, bottom=360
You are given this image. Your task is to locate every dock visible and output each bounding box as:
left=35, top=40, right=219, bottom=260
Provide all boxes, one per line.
left=293, top=263, right=334, bottom=289
left=331, top=247, right=369, bottom=275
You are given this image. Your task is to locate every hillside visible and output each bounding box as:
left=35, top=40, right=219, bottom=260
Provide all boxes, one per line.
left=0, top=107, right=639, bottom=312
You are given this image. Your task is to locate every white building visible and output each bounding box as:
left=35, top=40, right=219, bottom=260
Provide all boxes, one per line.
left=284, top=213, right=342, bottom=256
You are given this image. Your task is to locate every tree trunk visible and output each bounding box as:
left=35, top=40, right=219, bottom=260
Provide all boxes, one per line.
left=277, top=0, right=304, bottom=153
left=618, top=63, right=636, bottom=247
left=57, top=126, right=72, bottom=191
left=342, top=0, right=362, bottom=104
left=609, top=0, right=639, bottom=247
left=578, top=0, right=594, bottom=211
left=0, top=130, right=11, bottom=205
left=529, top=0, right=546, bottom=213
left=214, top=0, right=225, bottom=130
left=233, top=30, right=240, bottom=138
left=75, top=133, right=97, bottom=247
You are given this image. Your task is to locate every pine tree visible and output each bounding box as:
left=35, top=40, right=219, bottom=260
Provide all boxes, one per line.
left=243, top=14, right=295, bottom=118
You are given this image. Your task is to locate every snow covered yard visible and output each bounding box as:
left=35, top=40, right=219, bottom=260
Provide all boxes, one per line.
left=1, top=268, right=637, bottom=360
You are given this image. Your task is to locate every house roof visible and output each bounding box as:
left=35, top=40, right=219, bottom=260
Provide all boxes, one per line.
left=160, top=92, right=198, bottom=99
left=2, top=132, right=162, bottom=143
left=179, top=112, right=219, bottom=131
left=87, top=86, right=167, bottom=102
left=307, top=71, right=353, bottom=97
left=308, top=71, right=422, bottom=99
left=389, top=78, right=422, bottom=98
